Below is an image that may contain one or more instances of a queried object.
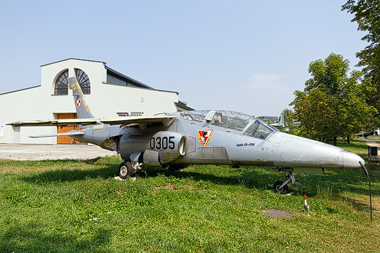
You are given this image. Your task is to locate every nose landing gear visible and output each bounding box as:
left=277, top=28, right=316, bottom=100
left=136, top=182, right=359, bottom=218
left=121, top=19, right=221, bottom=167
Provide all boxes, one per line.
left=273, top=168, right=296, bottom=194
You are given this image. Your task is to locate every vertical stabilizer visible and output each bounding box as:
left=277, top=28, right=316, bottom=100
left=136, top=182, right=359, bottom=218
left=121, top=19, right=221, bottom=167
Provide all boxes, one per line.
left=69, top=77, right=95, bottom=119
left=279, top=111, right=285, bottom=127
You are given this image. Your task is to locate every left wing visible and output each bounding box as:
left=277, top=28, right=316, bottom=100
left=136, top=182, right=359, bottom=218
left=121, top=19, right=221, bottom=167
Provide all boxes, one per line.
left=101, top=116, right=176, bottom=127
left=8, top=116, right=176, bottom=127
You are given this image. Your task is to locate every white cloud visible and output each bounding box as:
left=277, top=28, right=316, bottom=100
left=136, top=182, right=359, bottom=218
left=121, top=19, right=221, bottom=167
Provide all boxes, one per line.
left=239, top=74, right=294, bottom=116
left=243, top=73, right=283, bottom=91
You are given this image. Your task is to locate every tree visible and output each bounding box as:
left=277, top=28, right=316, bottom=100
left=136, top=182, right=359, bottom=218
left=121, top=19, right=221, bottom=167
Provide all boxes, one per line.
left=291, top=53, right=376, bottom=146
left=342, top=0, right=380, bottom=119
left=281, top=108, right=294, bottom=128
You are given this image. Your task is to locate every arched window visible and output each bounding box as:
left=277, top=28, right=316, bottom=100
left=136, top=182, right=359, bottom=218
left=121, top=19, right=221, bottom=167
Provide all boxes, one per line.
left=54, top=69, right=91, bottom=95
left=76, top=69, right=91, bottom=94
left=54, top=70, right=69, bottom=95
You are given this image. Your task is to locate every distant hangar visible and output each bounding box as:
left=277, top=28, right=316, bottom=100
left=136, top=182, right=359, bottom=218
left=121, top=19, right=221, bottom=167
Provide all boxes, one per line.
left=0, top=58, right=193, bottom=144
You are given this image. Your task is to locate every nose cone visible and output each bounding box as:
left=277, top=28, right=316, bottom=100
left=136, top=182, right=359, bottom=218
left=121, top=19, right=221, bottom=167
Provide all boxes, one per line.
left=270, top=132, right=364, bottom=169
left=342, top=150, right=364, bottom=168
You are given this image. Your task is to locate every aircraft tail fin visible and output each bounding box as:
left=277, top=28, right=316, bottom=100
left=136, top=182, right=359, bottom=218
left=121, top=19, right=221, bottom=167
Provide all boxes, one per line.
left=279, top=111, right=285, bottom=127
left=69, top=77, right=95, bottom=119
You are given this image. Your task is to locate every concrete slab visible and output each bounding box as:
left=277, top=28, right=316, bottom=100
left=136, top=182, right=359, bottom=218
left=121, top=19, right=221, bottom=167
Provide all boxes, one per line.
left=0, top=144, right=117, bottom=160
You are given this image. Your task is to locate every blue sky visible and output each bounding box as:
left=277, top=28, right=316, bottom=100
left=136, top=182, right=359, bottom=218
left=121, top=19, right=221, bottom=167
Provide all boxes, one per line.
left=0, top=1, right=366, bottom=116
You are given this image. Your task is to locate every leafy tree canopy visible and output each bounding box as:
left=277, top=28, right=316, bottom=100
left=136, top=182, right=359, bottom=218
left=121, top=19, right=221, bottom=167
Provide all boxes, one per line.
left=291, top=53, right=376, bottom=145
left=342, top=0, right=380, bottom=114
left=281, top=108, right=294, bottom=128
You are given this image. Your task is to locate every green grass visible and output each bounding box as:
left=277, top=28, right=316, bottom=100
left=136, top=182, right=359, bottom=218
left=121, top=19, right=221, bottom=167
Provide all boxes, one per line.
left=336, top=140, right=369, bottom=157
left=0, top=146, right=379, bottom=252
left=358, top=135, right=380, bottom=141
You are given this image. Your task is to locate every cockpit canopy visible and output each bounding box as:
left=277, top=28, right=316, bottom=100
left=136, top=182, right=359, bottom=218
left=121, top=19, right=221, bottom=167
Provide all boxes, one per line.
left=179, top=110, right=277, bottom=139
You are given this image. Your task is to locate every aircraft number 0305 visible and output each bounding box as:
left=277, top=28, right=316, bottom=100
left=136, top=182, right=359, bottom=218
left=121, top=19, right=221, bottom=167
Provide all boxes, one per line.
left=150, top=136, right=175, bottom=150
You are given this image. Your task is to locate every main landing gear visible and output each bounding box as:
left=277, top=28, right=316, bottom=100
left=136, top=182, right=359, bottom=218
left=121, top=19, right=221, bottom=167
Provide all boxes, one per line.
left=119, top=160, right=143, bottom=179
left=119, top=152, right=143, bottom=179
left=119, top=161, right=135, bottom=179
left=273, top=167, right=296, bottom=194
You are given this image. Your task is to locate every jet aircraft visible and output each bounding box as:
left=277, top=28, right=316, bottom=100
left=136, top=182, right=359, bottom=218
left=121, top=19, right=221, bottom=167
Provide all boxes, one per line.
left=8, top=77, right=366, bottom=194
left=269, top=111, right=286, bottom=128
left=354, top=131, right=374, bottom=138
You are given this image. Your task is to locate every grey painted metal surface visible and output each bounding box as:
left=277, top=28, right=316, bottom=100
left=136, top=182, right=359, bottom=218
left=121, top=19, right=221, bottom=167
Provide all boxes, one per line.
left=7, top=77, right=365, bottom=193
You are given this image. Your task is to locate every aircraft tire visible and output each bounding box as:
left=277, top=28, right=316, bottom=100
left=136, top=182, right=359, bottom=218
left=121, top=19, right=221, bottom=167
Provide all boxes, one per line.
left=119, top=162, right=134, bottom=179
left=273, top=180, right=288, bottom=194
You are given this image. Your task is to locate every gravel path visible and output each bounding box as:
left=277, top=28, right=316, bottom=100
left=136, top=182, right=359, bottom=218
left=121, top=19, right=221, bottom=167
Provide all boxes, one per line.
left=0, top=144, right=117, bottom=160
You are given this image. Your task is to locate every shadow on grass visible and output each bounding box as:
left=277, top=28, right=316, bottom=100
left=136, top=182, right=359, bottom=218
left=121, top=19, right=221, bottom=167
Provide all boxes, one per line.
left=143, top=165, right=379, bottom=211
left=18, top=157, right=120, bottom=183
left=0, top=222, right=111, bottom=252
left=20, top=158, right=378, bottom=212
left=0, top=157, right=106, bottom=165
left=21, top=165, right=119, bottom=184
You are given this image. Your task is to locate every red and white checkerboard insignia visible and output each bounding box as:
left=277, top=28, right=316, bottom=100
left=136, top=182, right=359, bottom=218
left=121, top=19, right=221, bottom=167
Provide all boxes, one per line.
left=76, top=99, right=81, bottom=107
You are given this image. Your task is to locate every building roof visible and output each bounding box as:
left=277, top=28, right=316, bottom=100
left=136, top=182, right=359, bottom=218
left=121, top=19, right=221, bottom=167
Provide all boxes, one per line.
left=257, top=116, right=279, bottom=122
left=176, top=101, right=194, bottom=111
left=42, top=58, right=153, bottom=90
left=2, top=58, right=192, bottom=107
left=105, top=66, right=153, bottom=89
left=0, top=85, right=41, bottom=96
left=40, top=58, right=106, bottom=67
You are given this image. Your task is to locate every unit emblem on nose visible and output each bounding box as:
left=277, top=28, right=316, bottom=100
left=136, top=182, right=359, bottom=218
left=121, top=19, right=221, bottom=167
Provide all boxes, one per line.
left=197, top=129, right=213, bottom=146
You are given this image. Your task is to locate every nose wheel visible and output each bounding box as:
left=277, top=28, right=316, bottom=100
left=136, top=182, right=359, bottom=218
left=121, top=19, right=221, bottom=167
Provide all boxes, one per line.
left=273, top=180, right=289, bottom=194
left=273, top=168, right=296, bottom=194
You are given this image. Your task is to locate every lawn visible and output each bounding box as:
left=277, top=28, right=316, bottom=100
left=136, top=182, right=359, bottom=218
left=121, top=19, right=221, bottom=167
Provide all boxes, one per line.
left=0, top=141, right=379, bottom=252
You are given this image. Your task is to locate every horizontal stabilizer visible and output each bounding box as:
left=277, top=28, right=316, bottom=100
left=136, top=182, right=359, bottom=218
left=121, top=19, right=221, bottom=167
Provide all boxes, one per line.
left=29, top=131, right=85, bottom=138
left=8, top=118, right=99, bottom=126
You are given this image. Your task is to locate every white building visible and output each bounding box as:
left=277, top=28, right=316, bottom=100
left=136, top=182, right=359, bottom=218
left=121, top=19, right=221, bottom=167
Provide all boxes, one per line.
left=0, top=58, right=192, bottom=144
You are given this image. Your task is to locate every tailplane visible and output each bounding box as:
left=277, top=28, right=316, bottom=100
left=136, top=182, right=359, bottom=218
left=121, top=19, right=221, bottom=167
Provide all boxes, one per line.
left=69, top=77, right=95, bottom=119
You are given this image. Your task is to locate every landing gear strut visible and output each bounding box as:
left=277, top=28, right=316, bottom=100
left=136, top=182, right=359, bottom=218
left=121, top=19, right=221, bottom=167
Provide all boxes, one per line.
left=118, top=152, right=143, bottom=179
left=273, top=168, right=296, bottom=194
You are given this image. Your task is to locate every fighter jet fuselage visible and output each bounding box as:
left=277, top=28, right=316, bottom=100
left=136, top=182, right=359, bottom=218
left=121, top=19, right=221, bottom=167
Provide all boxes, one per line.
left=8, top=77, right=365, bottom=194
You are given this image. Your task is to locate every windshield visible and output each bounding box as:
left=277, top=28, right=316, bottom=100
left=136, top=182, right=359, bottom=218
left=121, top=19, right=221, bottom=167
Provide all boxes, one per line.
left=180, top=110, right=210, bottom=122
left=210, top=110, right=254, bottom=131
left=180, top=110, right=277, bottom=138
left=243, top=120, right=275, bottom=139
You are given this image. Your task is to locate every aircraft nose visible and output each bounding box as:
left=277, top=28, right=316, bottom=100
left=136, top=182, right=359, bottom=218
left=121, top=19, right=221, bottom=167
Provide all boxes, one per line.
left=342, top=150, right=364, bottom=168
left=270, top=132, right=365, bottom=169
